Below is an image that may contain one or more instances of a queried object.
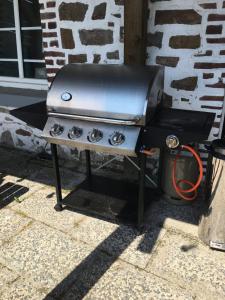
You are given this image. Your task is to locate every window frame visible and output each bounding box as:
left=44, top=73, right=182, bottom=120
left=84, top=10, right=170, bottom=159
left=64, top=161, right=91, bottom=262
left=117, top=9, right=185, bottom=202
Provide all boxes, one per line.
left=0, top=0, right=47, bottom=90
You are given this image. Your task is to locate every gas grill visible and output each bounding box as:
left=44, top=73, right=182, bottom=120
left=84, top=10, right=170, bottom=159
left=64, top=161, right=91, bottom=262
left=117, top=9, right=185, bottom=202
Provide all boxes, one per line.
left=10, top=63, right=215, bottom=228
left=41, top=64, right=164, bottom=226
left=42, top=64, right=164, bottom=157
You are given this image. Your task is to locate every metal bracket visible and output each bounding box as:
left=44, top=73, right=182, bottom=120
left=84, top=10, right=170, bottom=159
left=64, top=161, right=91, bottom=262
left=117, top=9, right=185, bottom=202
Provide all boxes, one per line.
left=125, top=156, right=157, bottom=188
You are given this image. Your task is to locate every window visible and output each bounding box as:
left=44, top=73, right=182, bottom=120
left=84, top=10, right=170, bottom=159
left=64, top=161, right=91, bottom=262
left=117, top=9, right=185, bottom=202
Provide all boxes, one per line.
left=0, top=0, right=47, bottom=89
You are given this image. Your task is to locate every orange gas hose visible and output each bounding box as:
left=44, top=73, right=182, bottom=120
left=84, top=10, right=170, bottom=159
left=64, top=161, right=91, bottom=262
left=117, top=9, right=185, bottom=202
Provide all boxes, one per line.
left=172, top=145, right=204, bottom=201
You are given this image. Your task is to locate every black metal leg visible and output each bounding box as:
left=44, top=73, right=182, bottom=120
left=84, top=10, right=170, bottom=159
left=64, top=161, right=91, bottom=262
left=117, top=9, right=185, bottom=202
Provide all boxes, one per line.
left=51, top=144, right=63, bottom=211
left=205, top=152, right=213, bottom=204
left=85, top=150, right=91, bottom=178
left=157, top=147, right=164, bottom=192
left=138, top=152, right=146, bottom=229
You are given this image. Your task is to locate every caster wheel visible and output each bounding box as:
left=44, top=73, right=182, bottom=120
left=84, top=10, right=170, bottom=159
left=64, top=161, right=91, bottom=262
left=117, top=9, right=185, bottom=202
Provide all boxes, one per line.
left=54, top=204, right=63, bottom=212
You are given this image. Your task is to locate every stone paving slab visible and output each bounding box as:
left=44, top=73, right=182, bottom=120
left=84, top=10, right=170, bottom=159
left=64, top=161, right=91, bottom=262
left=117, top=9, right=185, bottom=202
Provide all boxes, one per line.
left=0, top=208, right=31, bottom=245
left=70, top=217, right=166, bottom=269
left=27, top=165, right=85, bottom=191
left=0, top=264, right=18, bottom=290
left=0, top=147, right=225, bottom=300
left=46, top=247, right=115, bottom=299
left=0, top=221, right=97, bottom=292
left=63, top=260, right=194, bottom=300
left=12, top=188, right=85, bottom=232
left=0, top=148, right=39, bottom=178
left=145, top=198, right=201, bottom=236
left=0, top=277, right=49, bottom=300
left=147, top=231, right=225, bottom=299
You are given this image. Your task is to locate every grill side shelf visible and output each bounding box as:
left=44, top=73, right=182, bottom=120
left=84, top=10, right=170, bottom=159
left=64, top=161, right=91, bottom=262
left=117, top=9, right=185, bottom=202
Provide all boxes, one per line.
left=10, top=101, right=47, bottom=130
left=136, top=108, right=215, bottom=151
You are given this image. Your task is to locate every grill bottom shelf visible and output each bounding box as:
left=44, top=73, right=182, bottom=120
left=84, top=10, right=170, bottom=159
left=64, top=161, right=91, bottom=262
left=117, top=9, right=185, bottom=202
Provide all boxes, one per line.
left=61, top=175, right=157, bottom=224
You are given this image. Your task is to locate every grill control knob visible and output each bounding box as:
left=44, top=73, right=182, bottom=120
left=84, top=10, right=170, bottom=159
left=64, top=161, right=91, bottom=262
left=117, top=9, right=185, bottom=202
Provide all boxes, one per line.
left=109, top=132, right=125, bottom=146
left=50, top=124, right=64, bottom=137
left=88, top=129, right=103, bottom=143
left=166, top=135, right=180, bottom=149
left=68, top=127, right=83, bottom=139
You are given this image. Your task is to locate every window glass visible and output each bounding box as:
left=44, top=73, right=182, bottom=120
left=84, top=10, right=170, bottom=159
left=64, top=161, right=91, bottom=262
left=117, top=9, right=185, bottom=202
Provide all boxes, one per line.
left=0, top=0, right=46, bottom=81
left=0, top=31, right=17, bottom=58
left=0, top=1, right=15, bottom=28
left=22, top=30, right=43, bottom=59
left=19, top=0, right=41, bottom=27
left=0, top=62, right=19, bottom=77
left=23, top=62, right=47, bottom=79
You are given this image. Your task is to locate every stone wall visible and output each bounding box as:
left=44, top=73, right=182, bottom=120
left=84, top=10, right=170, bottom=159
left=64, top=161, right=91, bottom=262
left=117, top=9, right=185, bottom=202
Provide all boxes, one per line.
left=147, top=0, right=225, bottom=140
left=39, top=0, right=124, bottom=84
left=0, top=0, right=224, bottom=160
left=39, top=0, right=225, bottom=141
left=0, top=113, right=47, bottom=154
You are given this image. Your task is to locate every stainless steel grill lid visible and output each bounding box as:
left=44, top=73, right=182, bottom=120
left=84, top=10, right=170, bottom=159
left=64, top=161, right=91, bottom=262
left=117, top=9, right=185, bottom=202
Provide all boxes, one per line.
left=47, top=64, right=163, bottom=125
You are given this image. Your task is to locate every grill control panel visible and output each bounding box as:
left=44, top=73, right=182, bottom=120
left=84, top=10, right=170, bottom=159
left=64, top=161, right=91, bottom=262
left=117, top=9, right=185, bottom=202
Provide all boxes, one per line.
left=43, top=117, right=140, bottom=156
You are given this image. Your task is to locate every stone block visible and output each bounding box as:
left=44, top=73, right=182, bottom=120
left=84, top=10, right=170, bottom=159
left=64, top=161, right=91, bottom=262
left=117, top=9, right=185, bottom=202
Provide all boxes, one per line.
left=59, top=2, right=88, bottom=22
left=68, top=54, right=87, bottom=63
left=106, top=50, right=119, bottom=59
left=79, top=29, right=113, bottom=45
left=171, top=76, right=198, bottom=91
left=169, top=35, right=201, bottom=49
left=155, top=9, right=202, bottom=25
left=67, top=260, right=194, bottom=299
left=156, top=56, right=179, bottom=67
left=60, top=28, right=75, bottom=49
left=148, top=232, right=225, bottom=299
left=147, top=31, right=163, bottom=48
left=92, top=3, right=107, bottom=20
left=70, top=217, right=166, bottom=269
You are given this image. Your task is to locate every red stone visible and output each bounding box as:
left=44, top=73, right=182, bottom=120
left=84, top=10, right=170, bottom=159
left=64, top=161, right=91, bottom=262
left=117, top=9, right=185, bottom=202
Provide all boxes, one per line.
left=50, top=40, right=59, bottom=47
left=194, top=62, right=225, bottom=69
left=47, top=1, right=56, bottom=8
left=48, top=22, right=57, bottom=29
left=56, top=59, right=65, bottom=65
left=40, top=12, right=56, bottom=20
left=203, top=73, right=214, bottom=79
left=44, top=51, right=65, bottom=57
left=68, top=54, right=87, bottom=63
left=170, top=35, right=200, bottom=49
left=208, top=14, right=225, bottom=21
left=206, top=25, right=222, bottom=35
left=155, top=10, right=202, bottom=25
left=42, top=32, right=57, bottom=38
left=45, top=59, right=54, bottom=65
left=60, top=28, right=75, bottom=49
left=207, top=38, right=225, bottom=44
left=200, top=3, right=217, bottom=9
left=156, top=56, right=179, bottom=67
left=206, top=82, right=225, bottom=88
left=46, top=68, right=60, bottom=74
left=200, top=96, right=224, bottom=101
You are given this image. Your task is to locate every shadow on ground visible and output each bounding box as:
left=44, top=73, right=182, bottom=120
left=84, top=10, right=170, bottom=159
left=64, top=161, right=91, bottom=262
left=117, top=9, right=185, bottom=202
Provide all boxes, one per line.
left=0, top=146, right=206, bottom=299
